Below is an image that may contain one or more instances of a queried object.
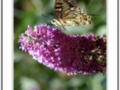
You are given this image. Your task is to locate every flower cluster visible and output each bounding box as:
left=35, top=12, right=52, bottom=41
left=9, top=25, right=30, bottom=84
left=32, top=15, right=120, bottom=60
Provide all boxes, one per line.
left=18, top=25, right=106, bottom=75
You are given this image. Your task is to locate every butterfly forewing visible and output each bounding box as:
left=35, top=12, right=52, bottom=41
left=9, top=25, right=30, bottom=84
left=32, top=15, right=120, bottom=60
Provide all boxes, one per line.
left=54, top=0, right=77, bottom=19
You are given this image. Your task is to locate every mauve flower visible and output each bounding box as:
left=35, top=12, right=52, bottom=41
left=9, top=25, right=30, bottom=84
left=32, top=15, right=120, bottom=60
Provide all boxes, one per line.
left=18, top=24, right=106, bottom=75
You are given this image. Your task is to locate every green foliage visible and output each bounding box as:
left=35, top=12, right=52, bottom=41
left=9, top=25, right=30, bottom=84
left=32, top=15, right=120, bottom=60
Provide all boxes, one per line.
left=14, top=0, right=106, bottom=90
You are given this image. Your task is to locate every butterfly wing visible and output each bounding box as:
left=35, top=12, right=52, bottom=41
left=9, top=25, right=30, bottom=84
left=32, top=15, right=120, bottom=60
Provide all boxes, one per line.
left=60, top=8, right=93, bottom=26
left=69, top=8, right=93, bottom=25
left=61, top=10, right=81, bottom=26
left=54, top=0, right=77, bottom=20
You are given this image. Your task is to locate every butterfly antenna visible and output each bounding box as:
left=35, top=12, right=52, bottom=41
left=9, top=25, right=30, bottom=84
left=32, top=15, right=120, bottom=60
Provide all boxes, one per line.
left=42, top=14, right=52, bottom=20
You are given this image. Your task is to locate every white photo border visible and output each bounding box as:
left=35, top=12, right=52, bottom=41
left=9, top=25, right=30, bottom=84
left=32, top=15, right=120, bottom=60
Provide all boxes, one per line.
left=2, top=0, right=13, bottom=90
left=1, top=0, right=119, bottom=90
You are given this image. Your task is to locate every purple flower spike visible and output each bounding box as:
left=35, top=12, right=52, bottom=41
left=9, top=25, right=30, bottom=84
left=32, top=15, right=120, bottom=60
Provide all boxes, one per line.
left=18, top=24, right=106, bottom=75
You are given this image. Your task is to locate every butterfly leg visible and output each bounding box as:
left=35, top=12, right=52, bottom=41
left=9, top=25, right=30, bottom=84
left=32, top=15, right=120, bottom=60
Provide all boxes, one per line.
left=57, top=26, right=59, bottom=28
left=62, top=26, right=66, bottom=30
left=62, top=26, right=71, bottom=35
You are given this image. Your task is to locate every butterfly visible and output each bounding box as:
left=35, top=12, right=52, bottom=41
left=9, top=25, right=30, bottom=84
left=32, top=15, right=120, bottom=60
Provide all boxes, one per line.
left=51, top=0, right=96, bottom=29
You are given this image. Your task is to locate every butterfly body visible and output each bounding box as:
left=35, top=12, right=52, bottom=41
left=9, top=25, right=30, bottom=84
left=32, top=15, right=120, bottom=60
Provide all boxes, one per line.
left=51, top=0, right=95, bottom=28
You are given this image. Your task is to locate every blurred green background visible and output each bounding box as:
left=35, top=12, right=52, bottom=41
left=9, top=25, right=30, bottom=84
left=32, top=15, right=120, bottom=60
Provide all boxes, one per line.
left=14, top=0, right=106, bottom=90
